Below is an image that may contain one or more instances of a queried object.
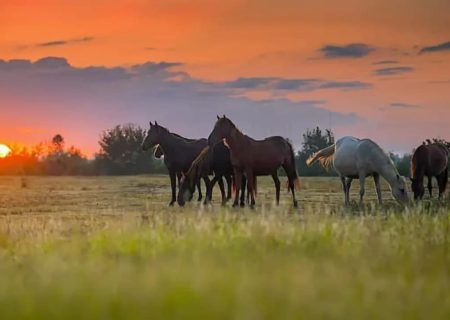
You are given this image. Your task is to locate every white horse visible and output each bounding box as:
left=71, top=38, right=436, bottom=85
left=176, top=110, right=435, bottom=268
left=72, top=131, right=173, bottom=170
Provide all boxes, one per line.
left=307, top=136, right=409, bottom=205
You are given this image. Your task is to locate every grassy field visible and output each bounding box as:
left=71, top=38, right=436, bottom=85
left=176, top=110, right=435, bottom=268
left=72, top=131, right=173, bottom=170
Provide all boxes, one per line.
left=0, top=175, right=449, bottom=319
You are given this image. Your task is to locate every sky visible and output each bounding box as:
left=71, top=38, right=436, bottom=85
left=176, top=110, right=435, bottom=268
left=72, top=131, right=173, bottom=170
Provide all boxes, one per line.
left=1, top=0, right=449, bottom=155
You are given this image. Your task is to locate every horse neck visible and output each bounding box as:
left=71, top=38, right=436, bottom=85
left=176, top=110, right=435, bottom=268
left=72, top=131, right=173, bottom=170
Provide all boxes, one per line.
left=158, top=133, right=181, bottom=157
left=377, top=157, right=400, bottom=187
left=226, top=127, right=248, bottom=150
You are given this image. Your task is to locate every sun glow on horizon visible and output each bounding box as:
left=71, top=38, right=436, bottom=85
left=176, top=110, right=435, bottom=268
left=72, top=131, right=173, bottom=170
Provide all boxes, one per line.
left=0, top=144, right=11, bottom=158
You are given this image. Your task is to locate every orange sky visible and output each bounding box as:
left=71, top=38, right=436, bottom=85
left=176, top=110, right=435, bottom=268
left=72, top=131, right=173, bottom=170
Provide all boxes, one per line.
left=1, top=0, right=449, bottom=154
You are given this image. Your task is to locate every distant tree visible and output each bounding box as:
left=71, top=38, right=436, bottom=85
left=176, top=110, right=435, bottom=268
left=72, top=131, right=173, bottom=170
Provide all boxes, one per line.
left=51, top=134, right=65, bottom=154
left=96, top=124, right=156, bottom=175
left=389, top=152, right=411, bottom=177
left=296, top=127, right=336, bottom=176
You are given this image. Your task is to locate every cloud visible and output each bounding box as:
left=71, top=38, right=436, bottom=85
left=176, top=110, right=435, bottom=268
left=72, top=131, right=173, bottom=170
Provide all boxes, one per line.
left=319, top=43, right=374, bottom=59
left=0, top=56, right=362, bottom=152
left=372, top=60, right=399, bottom=65
left=225, top=77, right=371, bottom=91
left=419, top=41, right=450, bottom=54
left=36, top=37, right=94, bottom=47
left=373, top=66, right=414, bottom=76
left=389, top=103, right=421, bottom=109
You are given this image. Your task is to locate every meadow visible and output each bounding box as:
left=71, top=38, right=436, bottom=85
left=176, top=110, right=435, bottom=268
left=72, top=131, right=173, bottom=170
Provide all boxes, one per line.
left=0, top=175, right=449, bottom=319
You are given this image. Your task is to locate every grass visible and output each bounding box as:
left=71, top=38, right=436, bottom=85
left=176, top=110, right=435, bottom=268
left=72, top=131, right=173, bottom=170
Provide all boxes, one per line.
left=0, top=175, right=449, bottom=319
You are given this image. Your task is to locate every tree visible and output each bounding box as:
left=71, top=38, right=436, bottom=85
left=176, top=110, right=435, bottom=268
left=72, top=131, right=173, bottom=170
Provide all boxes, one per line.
left=296, top=127, right=335, bottom=176
left=96, top=124, right=156, bottom=174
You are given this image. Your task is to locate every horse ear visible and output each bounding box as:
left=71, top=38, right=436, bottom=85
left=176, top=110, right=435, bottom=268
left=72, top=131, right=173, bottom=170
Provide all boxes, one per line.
left=217, top=115, right=220, bottom=120
left=149, top=121, right=153, bottom=127
left=155, top=121, right=158, bottom=126
left=222, top=114, right=226, bottom=119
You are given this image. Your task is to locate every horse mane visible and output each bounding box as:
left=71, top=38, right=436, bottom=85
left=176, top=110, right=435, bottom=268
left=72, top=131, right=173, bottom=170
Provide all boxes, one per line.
left=185, top=146, right=211, bottom=181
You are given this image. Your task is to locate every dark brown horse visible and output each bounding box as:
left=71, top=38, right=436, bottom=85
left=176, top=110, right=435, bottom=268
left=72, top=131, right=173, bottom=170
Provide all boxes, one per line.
left=142, top=122, right=210, bottom=205
left=410, top=143, right=448, bottom=200
left=208, top=115, right=300, bottom=208
left=177, top=142, right=252, bottom=206
left=153, top=144, right=201, bottom=200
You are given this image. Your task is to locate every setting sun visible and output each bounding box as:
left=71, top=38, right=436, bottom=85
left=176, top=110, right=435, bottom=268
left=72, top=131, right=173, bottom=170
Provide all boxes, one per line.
left=0, top=144, right=11, bottom=158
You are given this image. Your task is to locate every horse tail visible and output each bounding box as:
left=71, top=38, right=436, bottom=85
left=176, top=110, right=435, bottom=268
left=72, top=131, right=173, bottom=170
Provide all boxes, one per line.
left=285, top=140, right=301, bottom=192
left=187, top=146, right=211, bottom=181
left=306, top=144, right=335, bottom=169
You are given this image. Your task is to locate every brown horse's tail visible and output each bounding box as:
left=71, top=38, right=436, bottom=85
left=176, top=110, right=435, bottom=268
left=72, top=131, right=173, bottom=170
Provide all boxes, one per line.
left=285, top=141, right=301, bottom=192
left=187, top=146, right=211, bottom=181
left=306, top=144, right=335, bottom=170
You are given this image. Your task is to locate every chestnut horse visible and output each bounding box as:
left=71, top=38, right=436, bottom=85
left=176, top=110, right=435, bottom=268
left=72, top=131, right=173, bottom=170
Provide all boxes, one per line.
left=410, top=143, right=448, bottom=200
left=208, top=115, right=300, bottom=208
left=142, top=122, right=210, bottom=206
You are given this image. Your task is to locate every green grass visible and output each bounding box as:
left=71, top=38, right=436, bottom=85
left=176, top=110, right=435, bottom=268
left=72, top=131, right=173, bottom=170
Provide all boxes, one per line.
left=0, top=175, right=449, bottom=319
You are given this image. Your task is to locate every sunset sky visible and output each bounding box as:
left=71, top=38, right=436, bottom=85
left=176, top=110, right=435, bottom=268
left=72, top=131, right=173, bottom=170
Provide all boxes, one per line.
left=1, top=0, right=449, bottom=155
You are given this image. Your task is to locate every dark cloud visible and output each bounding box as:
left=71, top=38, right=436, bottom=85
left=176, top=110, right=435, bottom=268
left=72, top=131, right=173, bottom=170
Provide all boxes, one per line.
left=389, top=103, right=421, bottom=109
left=373, top=66, right=414, bottom=76
left=419, top=41, right=450, bottom=54
left=319, top=43, right=374, bottom=59
left=372, top=60, right=399, bottom=65
left=36, top=37, right=94, bottom=47
left=226, top=77, right=371, bottom=91
left=0, top=56, right=362, bottom=151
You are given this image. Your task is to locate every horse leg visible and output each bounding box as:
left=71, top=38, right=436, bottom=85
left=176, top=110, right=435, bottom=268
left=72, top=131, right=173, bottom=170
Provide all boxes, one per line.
left=202, top=176, right=211, bottom=204
left=340, top=176, right=347, bottom=205
left=176, top=173, right=182, bottom=190
left=437, top=170, right=448, bottom=200
left=233, top=169, right=242, bottom=208
left=359, top=175, right=366, bottom=205
left=195, top=179, right=202, bottom=201
left=271, top=172, right=281, bottom=205
left=240, top=175, right=247, bottom=207
left=427, top=176, right=433, bottom=198
left=208, top=175, right=219, bottom=204
left=225, top=174, right=232, bottom=200
left=373, top=173, right=382, bottom=205
left=169, top=170, right=177, bottom=206
left=217, top=176, right=227, bottom=205
left=246, top=169, right=256, bottom=208
left=346, top=178, right=353, bottom=205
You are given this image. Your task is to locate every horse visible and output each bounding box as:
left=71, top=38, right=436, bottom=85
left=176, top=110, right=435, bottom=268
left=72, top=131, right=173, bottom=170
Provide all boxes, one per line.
left=208, top=115, right=300, bottom=208
left=410, top=143, right=448, bottom=200
left=177, top=143, right=235, bottom=206
left=306, top=136, right=409, bottom=205
left=153, top=144, right=200, bottom=200
left=177, top=142, right=255, bottom=206
left=142, top=121, right=210, bottom=206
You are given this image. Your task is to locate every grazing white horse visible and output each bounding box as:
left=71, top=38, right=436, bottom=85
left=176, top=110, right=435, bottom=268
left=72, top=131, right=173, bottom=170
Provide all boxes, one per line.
left=307, top=136, right=409, bottom=205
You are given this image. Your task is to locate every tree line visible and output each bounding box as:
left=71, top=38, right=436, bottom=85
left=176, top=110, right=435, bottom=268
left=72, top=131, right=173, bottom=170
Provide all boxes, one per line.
left=0, top=124, right=448, bottom=176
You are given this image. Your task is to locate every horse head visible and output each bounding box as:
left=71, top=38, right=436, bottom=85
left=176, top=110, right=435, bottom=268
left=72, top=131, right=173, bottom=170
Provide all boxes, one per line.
left=142, top=121, right=167, bottom=151
left=208, top=115, right=234, bottom=146
left=391, top=174, right=410, bottom=203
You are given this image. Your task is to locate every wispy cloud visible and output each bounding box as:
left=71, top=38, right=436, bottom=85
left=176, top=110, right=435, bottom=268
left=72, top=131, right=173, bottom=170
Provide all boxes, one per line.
left=419, top=41, right=450, bottom=54
left=373, top=66, right=414, bottom=76
left=389, top=103, right=421, bottom=108
left=372, top=60, right=399, bottom=65
left=225, top=77, right=371, bottom=92
left=36, top=36, right=94, bottom=47
left=319, top=43, right=374, bottom=59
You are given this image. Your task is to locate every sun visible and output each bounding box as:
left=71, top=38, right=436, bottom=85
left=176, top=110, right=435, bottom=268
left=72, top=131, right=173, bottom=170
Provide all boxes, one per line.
left=0, top=144, right=11, bottom=158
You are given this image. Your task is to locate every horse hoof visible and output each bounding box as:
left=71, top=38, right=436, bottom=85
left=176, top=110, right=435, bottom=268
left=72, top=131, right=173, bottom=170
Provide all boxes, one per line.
left=169, top=201, right=175, bottom=206
left=232, top=203, right=239, bottom=208
left=250, top=204, right=255, bottom=209
left=293, top=200, right=298, bottom=208
left=240, top=202, right=245, bottom=208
